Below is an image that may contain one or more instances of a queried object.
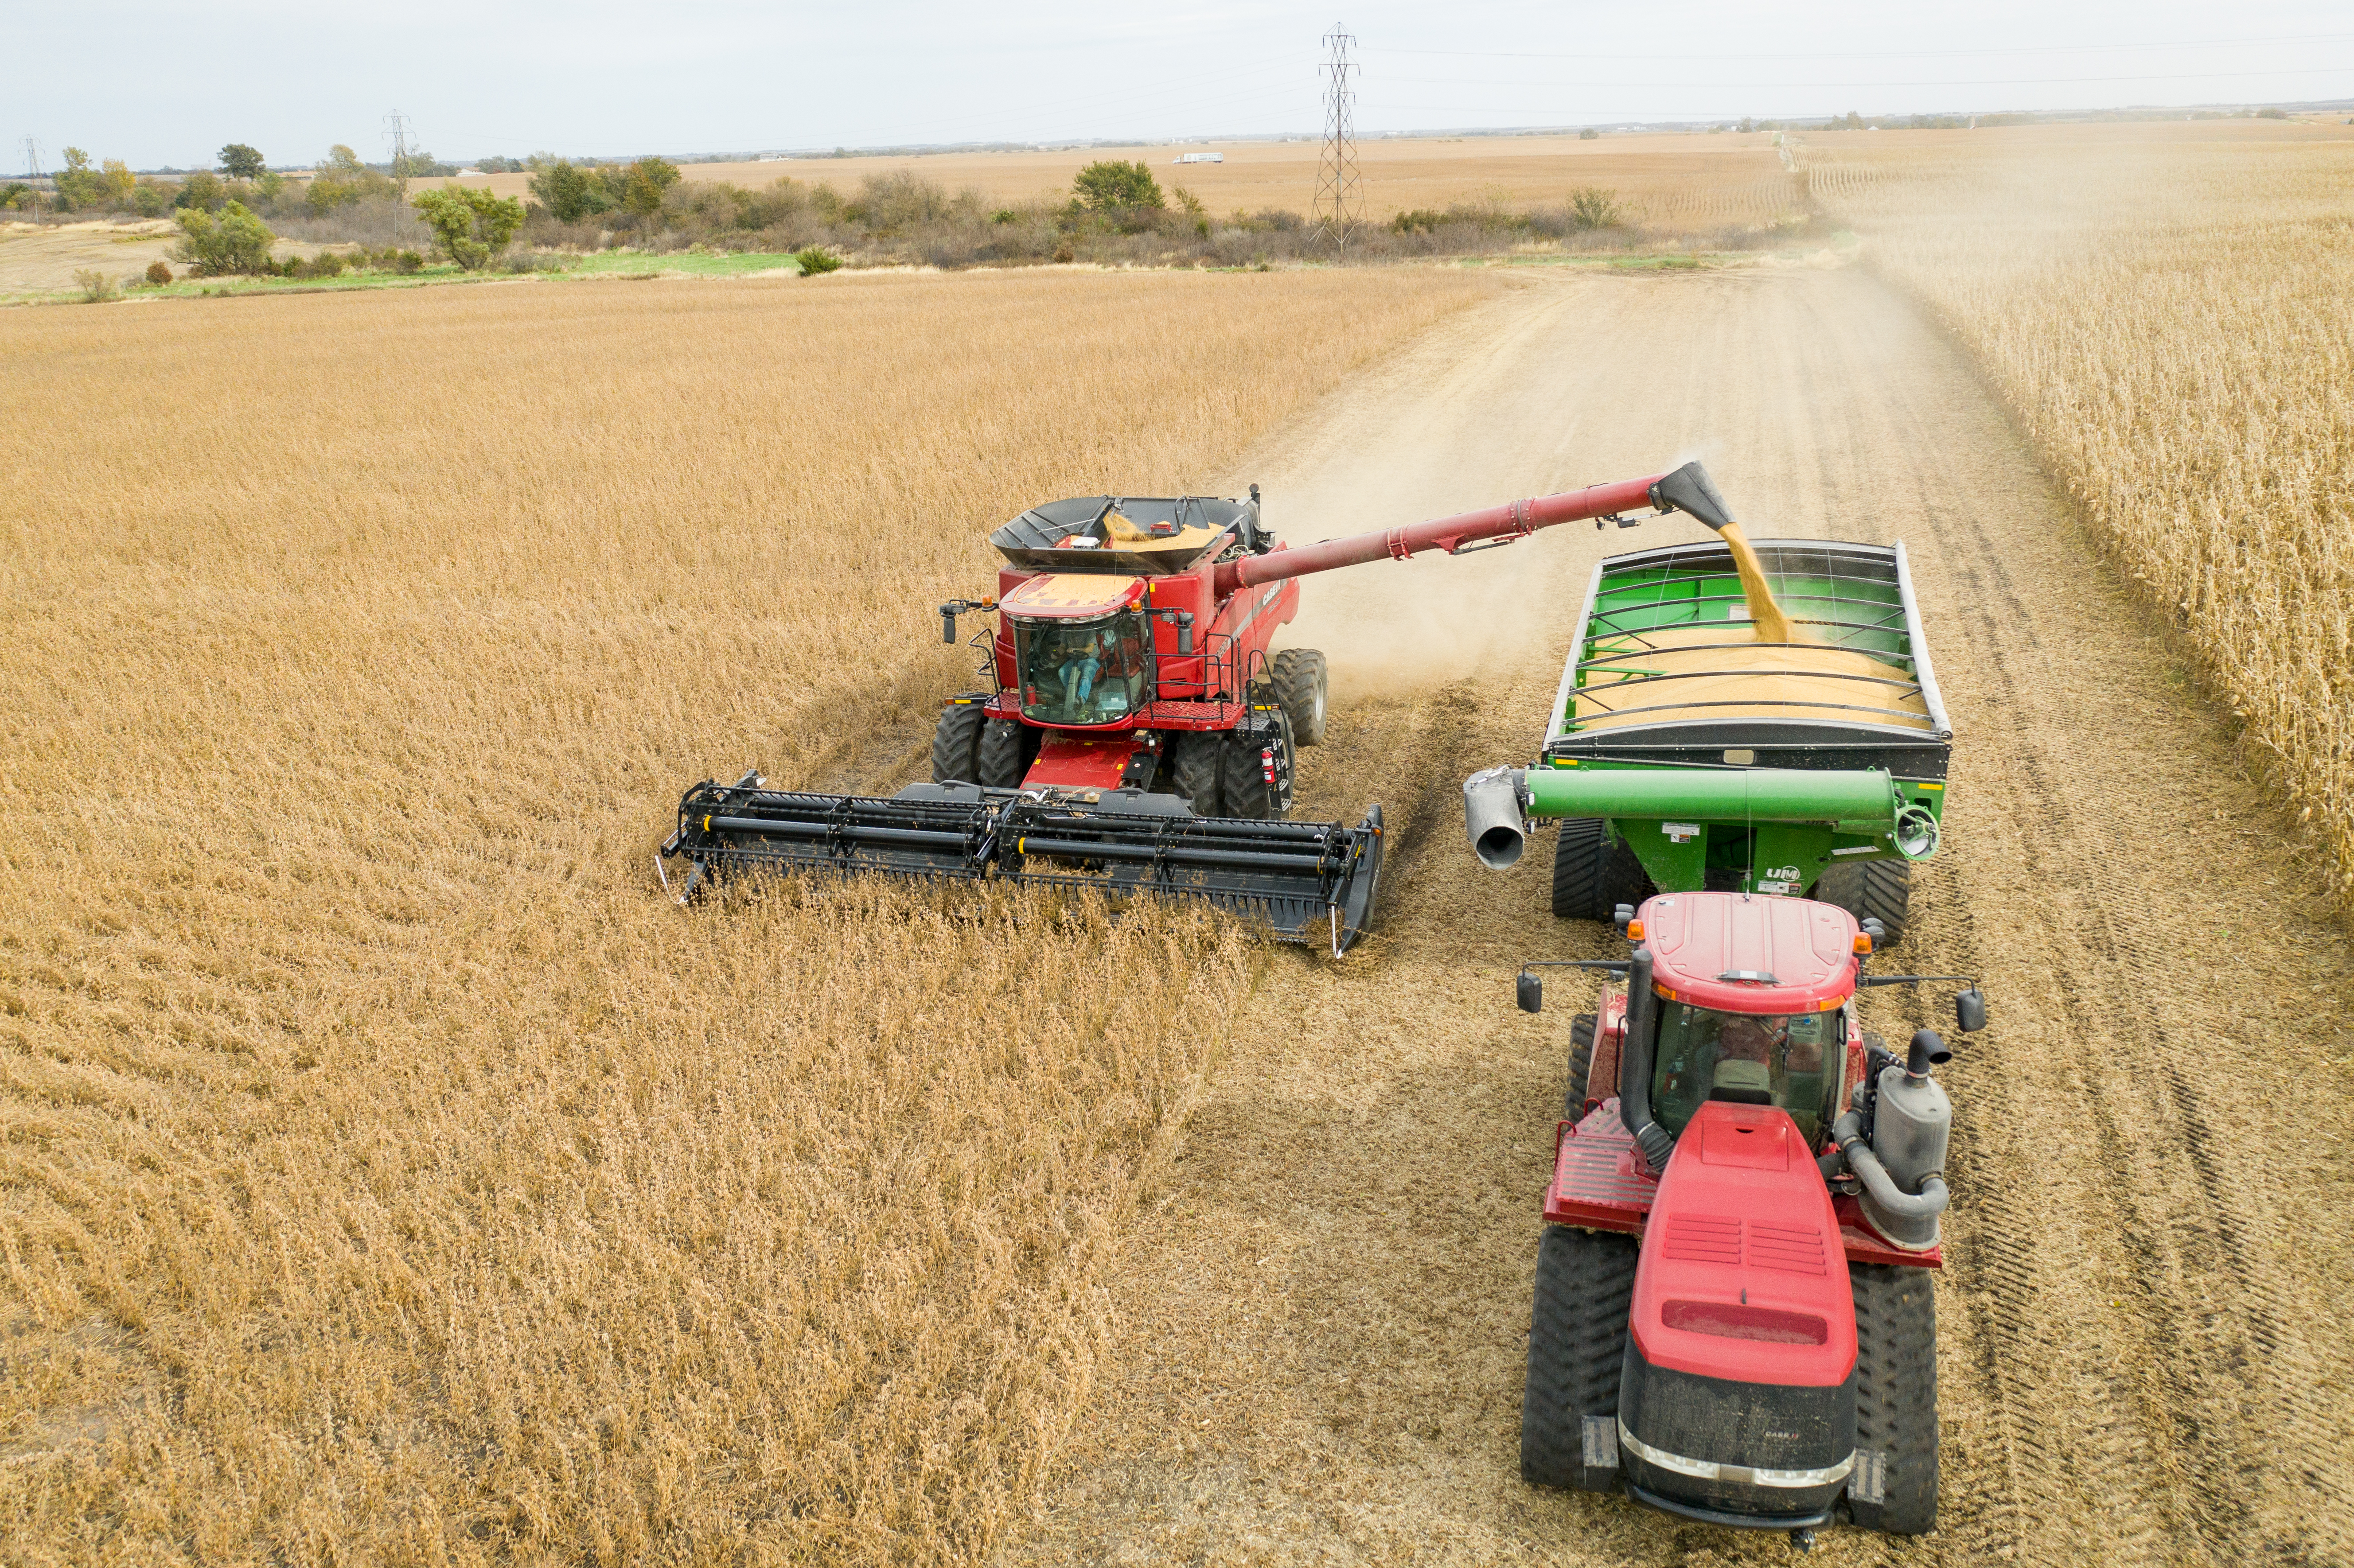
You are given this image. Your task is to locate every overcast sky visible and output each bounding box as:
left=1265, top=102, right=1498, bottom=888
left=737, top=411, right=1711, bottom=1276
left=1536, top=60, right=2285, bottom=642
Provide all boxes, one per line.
left=15, top=0, right=2354, bottom=170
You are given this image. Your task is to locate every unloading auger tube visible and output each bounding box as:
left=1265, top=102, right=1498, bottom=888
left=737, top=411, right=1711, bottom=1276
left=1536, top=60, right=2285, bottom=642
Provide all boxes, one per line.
left=1461, top=764, right=1939, bottom=872
left=1209, top=460, right=1729, bottom=596
left=658, top=772, right=1387, bottom=956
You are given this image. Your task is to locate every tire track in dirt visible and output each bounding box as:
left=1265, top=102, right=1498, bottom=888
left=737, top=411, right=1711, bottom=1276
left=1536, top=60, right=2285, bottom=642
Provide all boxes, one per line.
left=995, top=266, right=2354, bottom=1568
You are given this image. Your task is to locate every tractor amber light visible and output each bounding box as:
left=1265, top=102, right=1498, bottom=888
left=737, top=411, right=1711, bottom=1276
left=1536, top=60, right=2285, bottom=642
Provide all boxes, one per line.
left=1852, top=933, right=1873, bottom=955
left=1627, top=919, right=1645, bottom=940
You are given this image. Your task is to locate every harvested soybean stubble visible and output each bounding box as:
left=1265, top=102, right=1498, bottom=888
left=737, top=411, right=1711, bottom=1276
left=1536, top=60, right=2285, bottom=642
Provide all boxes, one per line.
left=0, top=267, right=1492, bottom=1562
left=1808, top=120, right=2354, bottom=903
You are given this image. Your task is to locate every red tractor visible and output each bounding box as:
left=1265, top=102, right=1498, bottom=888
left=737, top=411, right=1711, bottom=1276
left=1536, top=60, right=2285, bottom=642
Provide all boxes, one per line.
left=1512, top=892, right=1985, bottom=1548
left=663, top=466, right=1734, bottom=951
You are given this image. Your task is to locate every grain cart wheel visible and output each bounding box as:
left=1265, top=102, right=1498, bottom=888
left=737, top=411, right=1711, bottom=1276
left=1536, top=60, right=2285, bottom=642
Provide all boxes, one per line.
left=1223, top=703, right=1297, bottom=820
left=1271, top=649, right=1329, bottom=746
left=1847, top=1263, right=1939, bottom=1536
left=1814, top=860, right=1913, bottom=948
left=1170, top=732, right=1226, bottom=817
left=1522, top=1224, right=1638, bottom=1491
left=1566, top=1013, right=1597, bottom=1113
left=1551, top=820, right=1653, bottom=921
left=976, top=719, right=1033, bottom=788
left=930, top=704, right=986, bottom=785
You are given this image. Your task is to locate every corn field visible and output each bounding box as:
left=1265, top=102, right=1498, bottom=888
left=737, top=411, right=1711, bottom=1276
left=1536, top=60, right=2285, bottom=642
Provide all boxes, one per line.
left=0, top=267, right=1492, bottom=1563
left=1808, top=122, right=2354, bottom=900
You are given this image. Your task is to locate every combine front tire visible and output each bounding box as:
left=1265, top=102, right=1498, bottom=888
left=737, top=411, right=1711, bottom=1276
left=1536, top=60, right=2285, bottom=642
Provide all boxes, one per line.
left=1271, top=649, right=1329, bottom=746
left=1523, top=1225, right=1637, bottom=1491
left=977, top=719, right=1031, bottom=788
left=1222, top=705, right=1297, bottom=820
left=1551, top=819, right=1652, bottom=922
left=1814, top=860, right=1912, bottom=948
left=1847, top=1263, right=1938, bottom=1536
left=1170, top=732, right=1225, bottom=817
left=931, top=703, right=986, bottom=785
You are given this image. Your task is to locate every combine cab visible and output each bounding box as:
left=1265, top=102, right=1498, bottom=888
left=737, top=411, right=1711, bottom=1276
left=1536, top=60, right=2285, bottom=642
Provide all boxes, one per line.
left=1513, top=893, right=1986, bottom=1545
left=665, top=465, right=1740, bottom=952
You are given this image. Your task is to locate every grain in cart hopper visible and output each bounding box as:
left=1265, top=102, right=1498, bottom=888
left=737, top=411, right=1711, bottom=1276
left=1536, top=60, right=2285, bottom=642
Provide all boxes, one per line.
left=660, top=465, right=1735, bottom=953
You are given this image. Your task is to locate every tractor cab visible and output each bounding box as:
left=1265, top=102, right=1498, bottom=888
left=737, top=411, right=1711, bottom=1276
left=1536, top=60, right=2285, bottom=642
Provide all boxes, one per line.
left=1636, top=892, right=1861, bottom=1146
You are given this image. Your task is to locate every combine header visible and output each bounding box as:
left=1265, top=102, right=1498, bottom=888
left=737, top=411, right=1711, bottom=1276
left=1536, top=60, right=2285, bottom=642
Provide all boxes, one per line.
left=662, top=464, right=1736, bottom=951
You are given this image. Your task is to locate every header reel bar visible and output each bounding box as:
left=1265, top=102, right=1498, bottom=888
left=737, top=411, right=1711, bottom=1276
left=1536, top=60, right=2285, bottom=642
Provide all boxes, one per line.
left=659, top=777, right=1386, bottom=955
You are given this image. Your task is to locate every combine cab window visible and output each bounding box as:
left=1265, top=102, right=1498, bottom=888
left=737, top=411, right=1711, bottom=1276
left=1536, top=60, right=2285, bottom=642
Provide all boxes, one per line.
left=1014, top=611, right=1153, bottom=727
left=1651, top=1002, right=1842, bottom=1144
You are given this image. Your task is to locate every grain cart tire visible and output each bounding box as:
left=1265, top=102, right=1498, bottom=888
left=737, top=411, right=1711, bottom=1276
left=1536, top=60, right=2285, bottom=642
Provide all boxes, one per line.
left=1847, top=1263, right=1939, bottom=1536
left=1566, top=1014, right=1598, bottom=1113
left=1814, top=860, right=1913, bottom=948
left=1222, top=704, right=1298, bottom=820
left=976, top=719, right=1033, bottom=788
left=1523, top=1224, right=1638, bottom=1490
left=931, top=704, right=986, bottom=785
left=1271, top=649, right=1329, bottom=746
left=1551, top=819, right=1653, bottom=921
left=1170, top=732, right=1226, bottom=818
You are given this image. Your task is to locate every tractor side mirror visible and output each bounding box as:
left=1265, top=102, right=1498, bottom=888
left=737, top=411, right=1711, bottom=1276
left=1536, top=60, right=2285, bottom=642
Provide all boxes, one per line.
left=1516, top=971, right=1543, bottom=1014
left=1955, top=988, right=1987, bottom=1033
left=941, top=608, right=959, bottom=644
left=1861, top=917, right=1886, bottom=945
left=1613, top=903, right=1635, bottom=933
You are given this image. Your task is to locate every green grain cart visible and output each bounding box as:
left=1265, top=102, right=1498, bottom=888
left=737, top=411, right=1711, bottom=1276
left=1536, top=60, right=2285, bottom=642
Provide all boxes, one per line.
left=1462, top=534, right=1952, bottom=942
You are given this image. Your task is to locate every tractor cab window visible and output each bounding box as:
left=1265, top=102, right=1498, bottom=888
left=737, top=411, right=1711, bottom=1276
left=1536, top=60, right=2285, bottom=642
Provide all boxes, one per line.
left=1014, top=611, right=1153, bottom=727
left=1650, top=1001, right=1842, bottom=1144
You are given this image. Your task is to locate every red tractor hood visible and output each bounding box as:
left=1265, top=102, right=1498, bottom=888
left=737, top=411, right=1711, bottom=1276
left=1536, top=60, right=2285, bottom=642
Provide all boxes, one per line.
left=1642, top=891, right=1860, bottom=1014
left=1630, top=1101, right=1857, bottom=1389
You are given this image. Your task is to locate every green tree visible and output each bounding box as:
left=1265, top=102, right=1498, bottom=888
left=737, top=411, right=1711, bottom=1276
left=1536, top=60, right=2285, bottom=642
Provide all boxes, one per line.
left=176, top=170, right=227, bottom=212
left=306, top=145, right=391, bottom=213
left=55, top=148, right=105, bottom=209
left=1568, top=186, right=1622, bottom=230
left=174, top=200, right=275, bottom=275
left=1072, top=159, right=1164, bottom=214
left=620, top=157, right=680, bottom=216
left=219, top=143, right=266, bottom=180
left=412, top=186, right=525, bottom=269
left=101, top=159, right=136, bottom=201
left=526, top=158, right=612, bottom=222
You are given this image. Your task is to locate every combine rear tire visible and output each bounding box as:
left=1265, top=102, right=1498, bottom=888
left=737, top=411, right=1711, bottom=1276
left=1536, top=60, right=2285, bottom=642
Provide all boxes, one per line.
left=931, top=704, right=985, bottom=785
left=1551, top=818, right=1653, bottom=922
left=1566, top=1013, right=1597, bottom=1113
left=1847, top=1263, right=1938, bottom=1535
left=1169, top=732, right=1225, bottom=817
left=1523, top=1224, right=1637, bottom=1491
left=1814, top=860, right=1912, bottom=948
left=977, top=719, right=1031, bottom=788
left=1222, top=704, right=1297, bottom=820
left=1271, top=649, right=1329, bottom=746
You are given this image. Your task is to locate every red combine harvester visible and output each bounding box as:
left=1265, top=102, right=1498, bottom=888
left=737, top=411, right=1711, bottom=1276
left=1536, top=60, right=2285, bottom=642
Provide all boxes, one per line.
left=661, top=464, right=1734, bottom=951
left=1513, top=892, right=1984, bottom=1548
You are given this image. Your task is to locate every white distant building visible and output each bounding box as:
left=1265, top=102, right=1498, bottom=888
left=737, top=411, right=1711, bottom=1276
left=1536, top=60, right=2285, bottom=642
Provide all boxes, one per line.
left=1171, top=152, right=1224, bottom=164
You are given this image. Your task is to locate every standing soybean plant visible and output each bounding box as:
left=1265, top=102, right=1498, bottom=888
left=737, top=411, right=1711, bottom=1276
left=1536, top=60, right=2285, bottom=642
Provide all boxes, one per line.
left=412, top=186, right=526, bottom=270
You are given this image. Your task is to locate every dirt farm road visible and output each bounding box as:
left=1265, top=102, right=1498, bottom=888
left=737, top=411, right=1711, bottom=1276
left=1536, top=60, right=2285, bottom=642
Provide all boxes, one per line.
left=994, top=266, right=2354, bottom=1568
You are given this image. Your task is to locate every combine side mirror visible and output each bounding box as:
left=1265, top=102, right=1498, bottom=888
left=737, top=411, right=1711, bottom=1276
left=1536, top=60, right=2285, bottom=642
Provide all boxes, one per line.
left=1516, top=971, right=1543, bottom=1014
left=1955, top=988, right=1988, bottom=1033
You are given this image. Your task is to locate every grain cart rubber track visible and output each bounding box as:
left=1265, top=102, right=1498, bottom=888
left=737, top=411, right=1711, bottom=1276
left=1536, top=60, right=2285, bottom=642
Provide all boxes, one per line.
left=660, top=773, right=1385, bottom=954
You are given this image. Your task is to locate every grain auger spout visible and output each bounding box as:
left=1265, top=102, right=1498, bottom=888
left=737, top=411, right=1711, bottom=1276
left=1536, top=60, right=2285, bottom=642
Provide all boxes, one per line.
left=663, top=465, right=1719, bottom=953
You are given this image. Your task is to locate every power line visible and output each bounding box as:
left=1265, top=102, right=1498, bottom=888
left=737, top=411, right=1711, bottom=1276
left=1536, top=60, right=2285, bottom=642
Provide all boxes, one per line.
left=1313, top=23, right=1363, bottom=251
left=1362, top=30, right=2354, bottom=63
left=1376, top=64, right=2354, bottom=94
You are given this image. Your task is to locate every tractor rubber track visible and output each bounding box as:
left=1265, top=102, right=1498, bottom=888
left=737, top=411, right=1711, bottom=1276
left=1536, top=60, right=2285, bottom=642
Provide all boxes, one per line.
left=998, top=268, right=2354, bottom=1566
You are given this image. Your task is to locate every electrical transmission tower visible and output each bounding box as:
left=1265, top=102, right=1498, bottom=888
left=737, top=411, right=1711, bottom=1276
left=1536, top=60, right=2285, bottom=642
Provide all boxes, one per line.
left=384, top=110, right=414, bottom=200
left=1312, top=23, right=1363, bottom=251
left=21, top=137, right=42, bottom=218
